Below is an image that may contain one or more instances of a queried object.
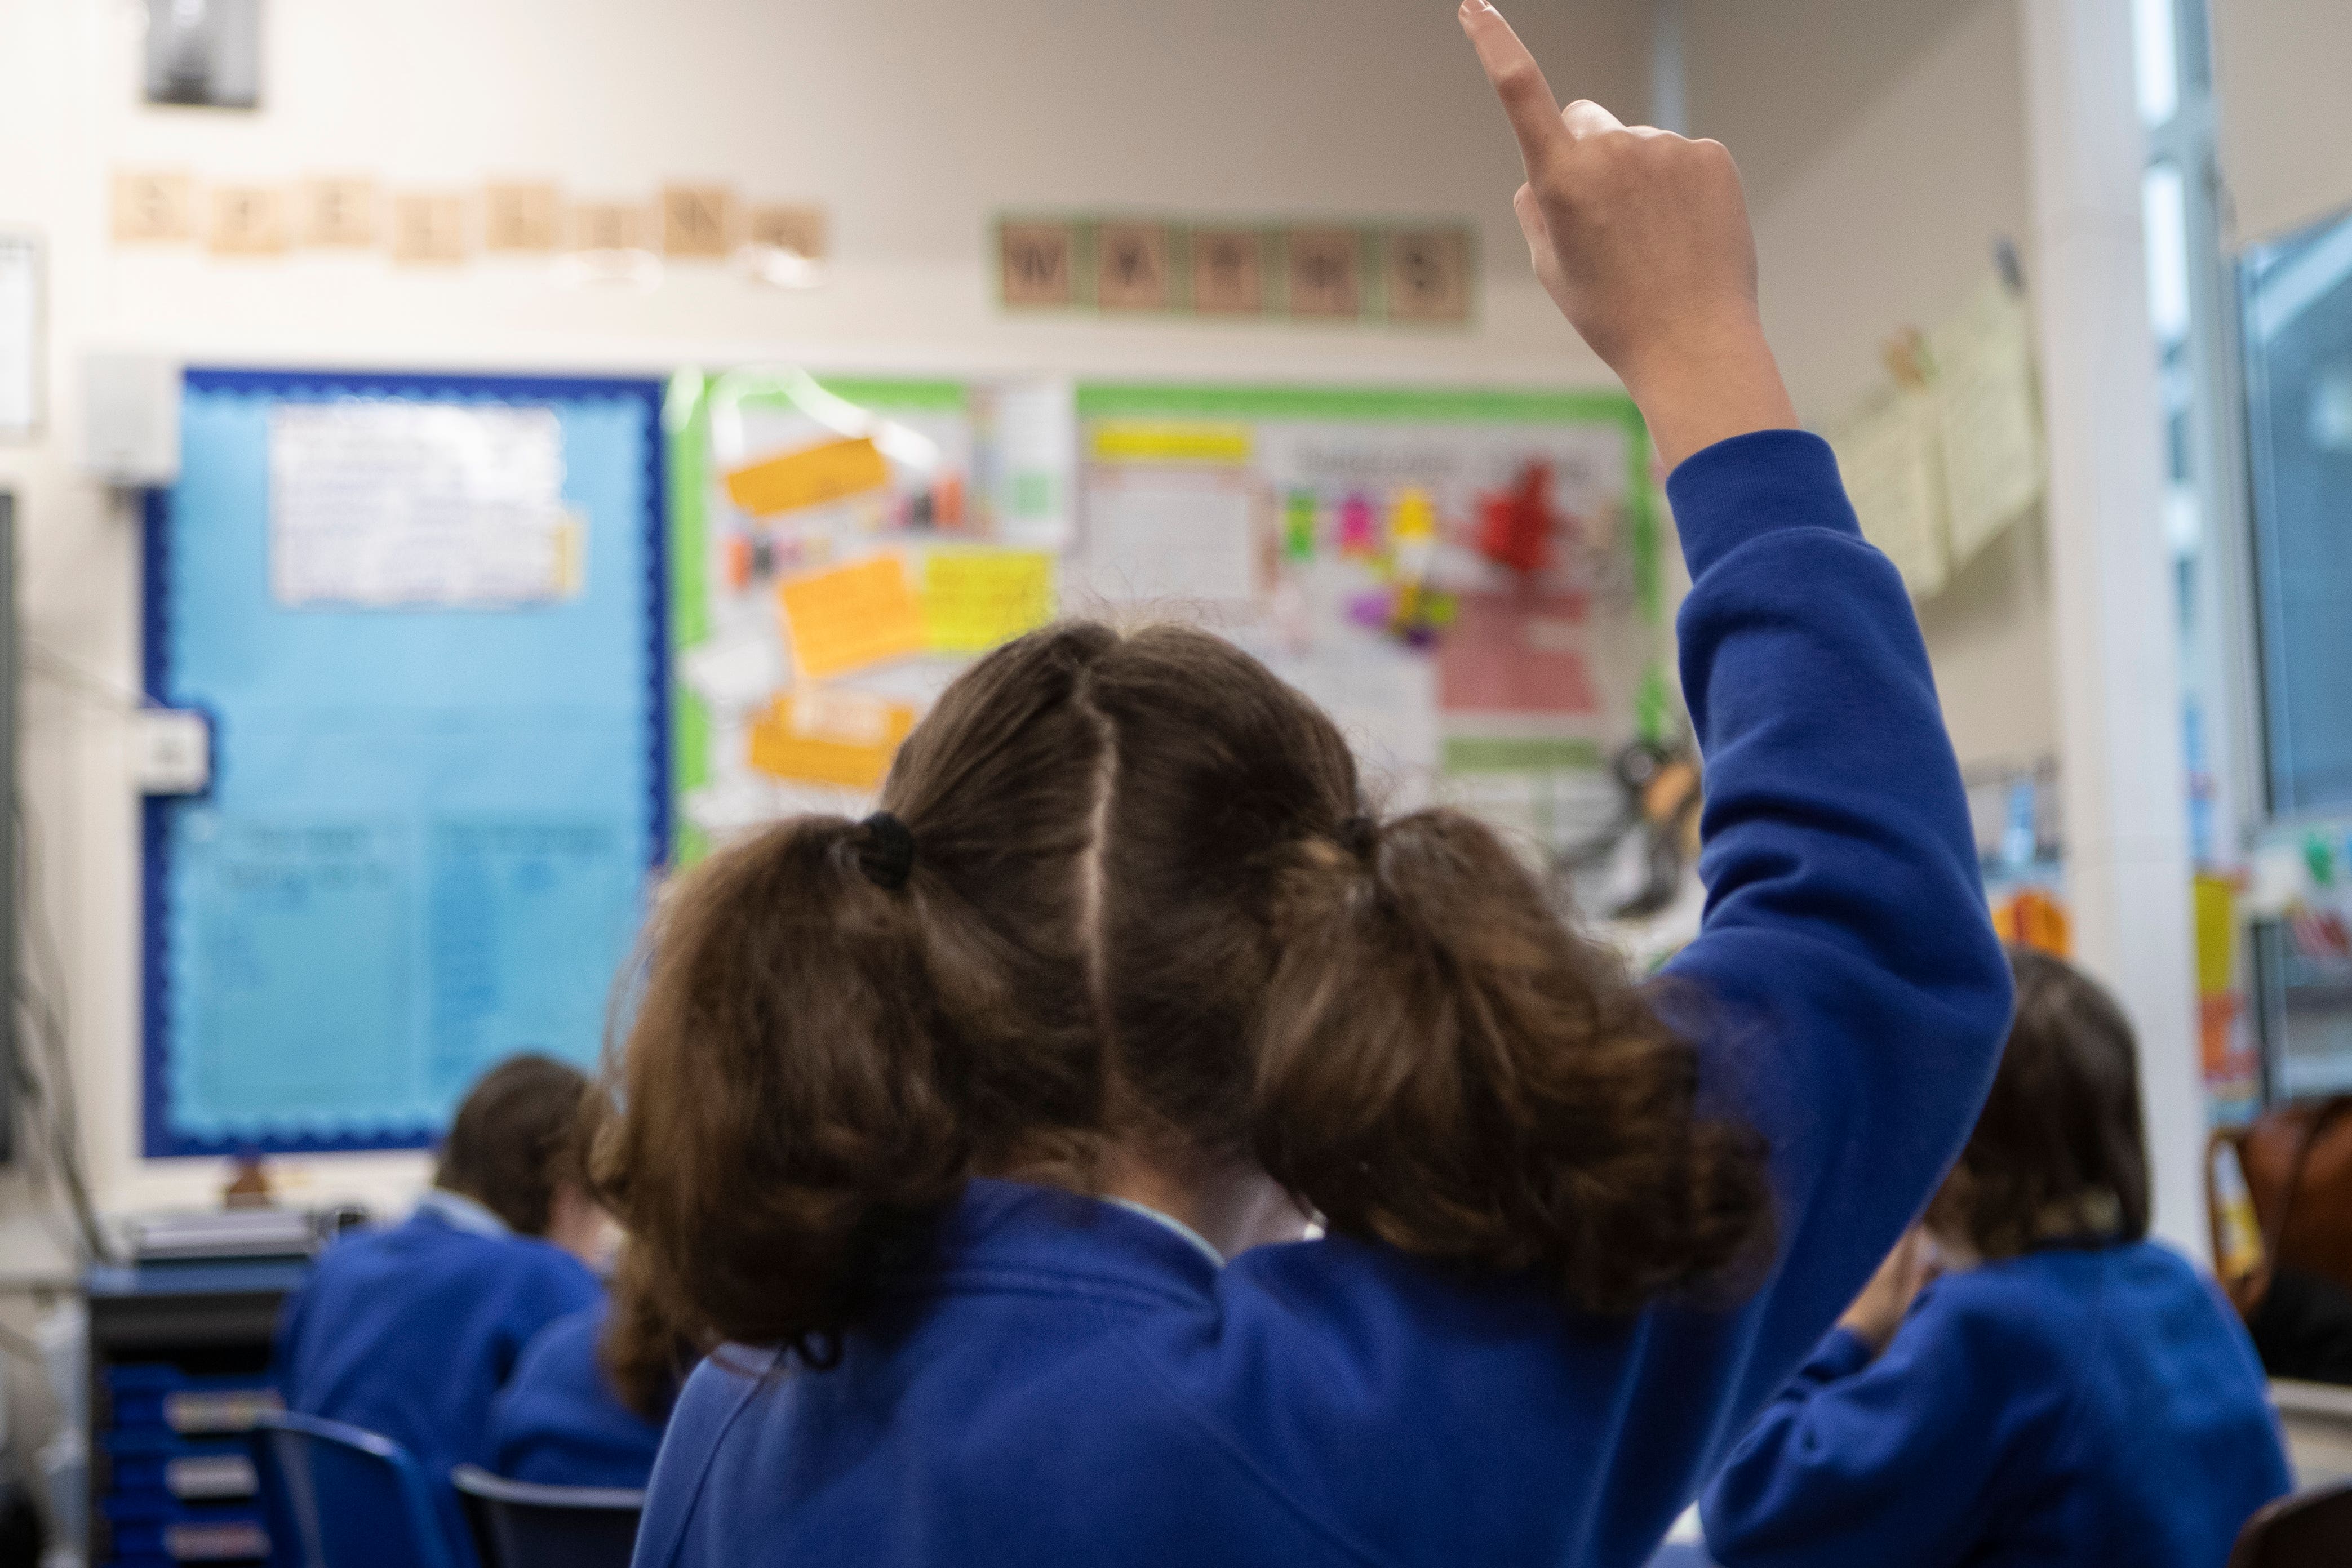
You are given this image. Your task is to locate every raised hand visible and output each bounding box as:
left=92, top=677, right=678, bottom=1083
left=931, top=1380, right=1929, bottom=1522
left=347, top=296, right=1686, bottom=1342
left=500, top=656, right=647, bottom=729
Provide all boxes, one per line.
left=1459, top=0, right=1796, bottom=468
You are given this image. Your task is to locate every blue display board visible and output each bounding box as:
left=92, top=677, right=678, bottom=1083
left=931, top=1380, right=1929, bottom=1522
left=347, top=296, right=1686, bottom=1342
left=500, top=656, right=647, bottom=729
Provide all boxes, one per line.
left=143, top=369, right=667, bottom=1156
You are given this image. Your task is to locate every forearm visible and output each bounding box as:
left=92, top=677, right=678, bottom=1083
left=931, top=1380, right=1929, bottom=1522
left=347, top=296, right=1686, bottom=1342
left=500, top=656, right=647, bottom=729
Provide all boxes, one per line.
left=1622, top=318, right=1798, bottom=471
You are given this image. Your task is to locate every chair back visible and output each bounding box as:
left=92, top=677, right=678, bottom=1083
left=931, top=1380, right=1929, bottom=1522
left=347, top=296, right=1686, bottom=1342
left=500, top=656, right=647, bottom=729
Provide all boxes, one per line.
left=247, top=1409, right=458, bottom=1568
left=450, top=1464, right=644, bottom=1568
left=2229, top=1482, right=2352, bottom=1568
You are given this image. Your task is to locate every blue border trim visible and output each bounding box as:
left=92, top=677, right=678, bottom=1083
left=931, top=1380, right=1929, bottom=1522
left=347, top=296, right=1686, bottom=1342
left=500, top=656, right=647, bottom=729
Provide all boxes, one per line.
left=141, top=368, right=670, bottom=1159
left=140, top=487, right=173, bottom=1163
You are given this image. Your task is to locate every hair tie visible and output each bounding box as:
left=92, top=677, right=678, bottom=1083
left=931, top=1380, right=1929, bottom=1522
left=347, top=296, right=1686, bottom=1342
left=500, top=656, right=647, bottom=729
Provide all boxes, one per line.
left=857, top=812, right=916, bottom=891
left=1337, top=815, right=1379, bottom=861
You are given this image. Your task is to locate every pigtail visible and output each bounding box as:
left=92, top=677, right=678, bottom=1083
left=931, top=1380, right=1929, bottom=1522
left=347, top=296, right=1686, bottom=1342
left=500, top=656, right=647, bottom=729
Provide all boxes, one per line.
left=597, top=1243, right=707, bottom=1422
left=587, top=815, right=968, bottom=1363
left=1253, top=808, right=1772, bottom=1315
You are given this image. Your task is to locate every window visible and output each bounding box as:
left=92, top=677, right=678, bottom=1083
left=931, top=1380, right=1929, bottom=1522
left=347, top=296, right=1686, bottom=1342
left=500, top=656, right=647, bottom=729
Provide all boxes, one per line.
left=2136, top=0, right=2247, bottom=866
left=2243, top=210, right=2352, bottom=814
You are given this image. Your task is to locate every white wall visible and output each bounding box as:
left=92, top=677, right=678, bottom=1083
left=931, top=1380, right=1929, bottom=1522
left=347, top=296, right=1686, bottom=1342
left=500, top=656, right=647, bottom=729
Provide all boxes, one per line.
left=2212, top=0, right=2352, bottom=248
left=0, top=0, right=1655, bottom=1237
left=1689, top=0, right=2057, bottom=775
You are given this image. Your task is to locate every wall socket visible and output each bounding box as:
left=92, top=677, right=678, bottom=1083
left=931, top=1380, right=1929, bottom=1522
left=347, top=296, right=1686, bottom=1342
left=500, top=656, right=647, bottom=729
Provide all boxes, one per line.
left=132, top=709, right=211, bottom=794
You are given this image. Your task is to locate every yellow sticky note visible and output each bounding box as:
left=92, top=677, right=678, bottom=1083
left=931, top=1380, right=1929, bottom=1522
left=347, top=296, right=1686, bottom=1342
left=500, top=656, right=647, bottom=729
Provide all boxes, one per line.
left=745, top=691, right=917, bottom=790
left=2194, top=873, right=2236, bottom=998
left=778, top=557, right=927, bottom=679
left=725, top=435, right=890, bottom=517
left=1088, top=421, right=1253, bottom=465
left=924, top=552, right=1054, bottom=653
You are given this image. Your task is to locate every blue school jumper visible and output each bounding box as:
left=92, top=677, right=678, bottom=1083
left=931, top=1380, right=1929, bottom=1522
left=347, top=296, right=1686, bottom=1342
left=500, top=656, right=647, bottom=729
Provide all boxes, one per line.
left=489, top=1303, right=672, bottom=1489
left=1700, top=1241, right=2293, bottom=1567
left=634, top=430, right=2017, bottom=1568
left=275, top=1190, right=602, bottom=1549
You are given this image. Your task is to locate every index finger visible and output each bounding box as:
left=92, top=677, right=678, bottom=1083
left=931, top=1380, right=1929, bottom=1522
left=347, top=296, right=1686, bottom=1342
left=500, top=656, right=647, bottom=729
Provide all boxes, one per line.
left=1459, top=0, right=1569, bottom=172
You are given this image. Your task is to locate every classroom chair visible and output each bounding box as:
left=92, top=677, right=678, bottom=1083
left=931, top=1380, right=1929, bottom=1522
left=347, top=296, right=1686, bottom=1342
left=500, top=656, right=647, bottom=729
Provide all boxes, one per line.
left=246, top=1409, right=458, bottom=1568
left=450, top=1464, right=644, bottom=1568
left=2229, top=1480, right=2352, bottom=1567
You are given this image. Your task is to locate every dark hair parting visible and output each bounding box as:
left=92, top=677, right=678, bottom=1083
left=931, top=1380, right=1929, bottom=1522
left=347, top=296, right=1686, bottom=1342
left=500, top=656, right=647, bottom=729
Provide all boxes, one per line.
left=592, top=620, right=1775, bottom=1360
left=858, top=811, right=916, bottom=890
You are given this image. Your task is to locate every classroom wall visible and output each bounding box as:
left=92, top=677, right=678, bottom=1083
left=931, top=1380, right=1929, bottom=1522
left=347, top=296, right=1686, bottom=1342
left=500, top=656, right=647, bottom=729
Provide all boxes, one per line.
left=1688, top=0, right=2058, bottom=776
left=2212, top=0, right=2352, bottom=248
left=0, top=0, right=1657, bottom=1238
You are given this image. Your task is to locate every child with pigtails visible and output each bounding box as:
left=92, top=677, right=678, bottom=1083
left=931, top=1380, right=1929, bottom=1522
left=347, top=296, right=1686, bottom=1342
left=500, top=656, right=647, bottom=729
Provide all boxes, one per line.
left=588, top=6, right=2014, bottom=1565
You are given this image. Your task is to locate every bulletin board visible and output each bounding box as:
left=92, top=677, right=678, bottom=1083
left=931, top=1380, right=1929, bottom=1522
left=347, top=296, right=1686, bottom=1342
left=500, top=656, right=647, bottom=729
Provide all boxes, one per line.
left=670, top=371, right=1663, bottom=883
left=143, top=368, right=667, bottom=1157
left=668, top=367, right=1069, bottom=859
left=1070, top=384, right=1665, bottom=856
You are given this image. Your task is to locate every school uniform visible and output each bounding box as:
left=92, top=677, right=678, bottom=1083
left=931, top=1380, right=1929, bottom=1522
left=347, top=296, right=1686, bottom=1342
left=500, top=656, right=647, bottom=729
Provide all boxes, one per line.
left=636, top=430, right=2018, bottom=1568
left=487, top=1303, right=672, bottom=1489
left=274, top=1189, right=602, bottom=1551
left=1700, top=1241, right=2293, bottom=1567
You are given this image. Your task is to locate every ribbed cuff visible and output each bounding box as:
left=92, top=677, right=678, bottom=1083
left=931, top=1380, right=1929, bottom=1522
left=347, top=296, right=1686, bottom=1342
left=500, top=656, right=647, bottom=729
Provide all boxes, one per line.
left=1664, top=428, right=1862, bottom=580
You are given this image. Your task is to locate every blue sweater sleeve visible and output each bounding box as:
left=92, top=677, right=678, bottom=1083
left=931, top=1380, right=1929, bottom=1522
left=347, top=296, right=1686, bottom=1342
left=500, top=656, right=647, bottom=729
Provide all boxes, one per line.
left=1699, top=1291, right=2055, bottom=1568
left=1149, top=432, right=2012, bottom=1563
left=635, top=429, right=2016, bottom=1568
left=1658, top=429, right=2011, bottom=1420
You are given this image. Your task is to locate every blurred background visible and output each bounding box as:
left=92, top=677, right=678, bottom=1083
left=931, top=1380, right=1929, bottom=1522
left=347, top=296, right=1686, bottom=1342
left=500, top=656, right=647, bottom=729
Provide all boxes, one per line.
left=0, top=1, right=2349, bottom=1561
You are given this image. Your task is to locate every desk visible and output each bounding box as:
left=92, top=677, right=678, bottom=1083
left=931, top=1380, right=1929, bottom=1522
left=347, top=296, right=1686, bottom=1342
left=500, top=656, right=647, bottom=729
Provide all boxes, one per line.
left=85, top=1261, right=309, bottom=1566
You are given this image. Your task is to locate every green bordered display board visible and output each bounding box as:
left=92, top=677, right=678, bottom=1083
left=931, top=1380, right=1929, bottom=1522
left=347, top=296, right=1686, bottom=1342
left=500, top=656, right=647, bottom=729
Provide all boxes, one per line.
left=1068, top=383, right=1663, bottom=854
left=667, top=373, right=1662, bottom=870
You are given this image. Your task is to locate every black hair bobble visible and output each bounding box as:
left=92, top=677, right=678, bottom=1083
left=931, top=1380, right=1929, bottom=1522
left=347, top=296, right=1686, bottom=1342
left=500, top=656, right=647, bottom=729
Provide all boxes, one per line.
left=856, top=811, right=916, bottom=891
left=1337, top=815, right=1380, bottom=861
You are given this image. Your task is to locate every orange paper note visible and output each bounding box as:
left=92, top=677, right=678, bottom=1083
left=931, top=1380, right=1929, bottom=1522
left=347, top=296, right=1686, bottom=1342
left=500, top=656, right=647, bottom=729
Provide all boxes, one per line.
left=725, top=435, right=890, bottom=517
left=746, top=690, right=917, bottom=790
left=778, top=556, right=927, bottom=679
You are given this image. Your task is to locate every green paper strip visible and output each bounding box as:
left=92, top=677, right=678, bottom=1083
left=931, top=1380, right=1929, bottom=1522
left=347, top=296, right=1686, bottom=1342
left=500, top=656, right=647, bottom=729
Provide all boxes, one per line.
left=1443, top=736, right=1605, bottom=774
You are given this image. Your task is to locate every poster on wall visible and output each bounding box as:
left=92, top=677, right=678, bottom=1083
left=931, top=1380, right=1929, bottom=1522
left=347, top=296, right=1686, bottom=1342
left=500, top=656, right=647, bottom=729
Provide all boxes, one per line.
left=669, top=374, right=1666, bottom=908
left=1067, top=385, right=1665, bottom=874
left=145, top=370, right=667, bottom=1156
left=668, top=369, right=1072, bottom=861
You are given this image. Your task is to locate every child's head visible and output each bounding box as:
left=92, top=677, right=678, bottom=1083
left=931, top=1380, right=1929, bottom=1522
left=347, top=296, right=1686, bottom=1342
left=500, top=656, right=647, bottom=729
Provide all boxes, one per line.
left=594, top=622, right=1769, bottom=1356
left=437, top=1052, right=597, bottom=1243
left=1926, top=948, right=2150, bottom=1260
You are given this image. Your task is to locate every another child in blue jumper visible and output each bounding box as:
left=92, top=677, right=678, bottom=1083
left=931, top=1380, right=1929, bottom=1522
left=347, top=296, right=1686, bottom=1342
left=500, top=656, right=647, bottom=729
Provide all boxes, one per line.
left=274, top=1055, right=606, bottom=1552
left=488, top=1247, right=698, bottom=1489
left=587, top=8, right=2014, bottom=1567
left=1701, top=949, right=2293, bottom=1567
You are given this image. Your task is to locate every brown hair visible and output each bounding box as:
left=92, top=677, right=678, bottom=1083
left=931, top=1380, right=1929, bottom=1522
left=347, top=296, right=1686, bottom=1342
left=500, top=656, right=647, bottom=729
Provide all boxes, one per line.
left=436, top=1053, right=591, bottom=1238
left=589, top=623, right=1770, bottom=1361
left=1926, top=948, right=2150, bottom=1259
left=598, top=1243, right=704, bottom=1421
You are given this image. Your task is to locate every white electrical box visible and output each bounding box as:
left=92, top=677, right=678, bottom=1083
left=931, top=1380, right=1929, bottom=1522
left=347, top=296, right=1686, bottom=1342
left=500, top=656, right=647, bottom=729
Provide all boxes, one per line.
left=82, top=353, right=181, bottom=486
left=133, top=708, right=211, bottom=794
